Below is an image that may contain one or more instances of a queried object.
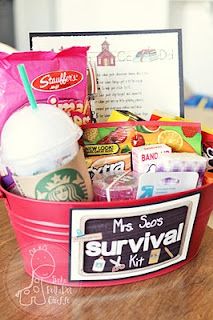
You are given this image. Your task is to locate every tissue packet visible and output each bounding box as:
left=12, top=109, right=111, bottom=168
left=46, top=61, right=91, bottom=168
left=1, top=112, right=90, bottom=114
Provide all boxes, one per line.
left=155, top=152, right=207, bottom=186
left=137, top=171, right=199, bottom=199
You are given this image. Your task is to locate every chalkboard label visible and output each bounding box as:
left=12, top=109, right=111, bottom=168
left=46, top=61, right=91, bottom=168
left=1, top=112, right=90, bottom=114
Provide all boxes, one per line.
left=69, top=193, right=199, bottom=282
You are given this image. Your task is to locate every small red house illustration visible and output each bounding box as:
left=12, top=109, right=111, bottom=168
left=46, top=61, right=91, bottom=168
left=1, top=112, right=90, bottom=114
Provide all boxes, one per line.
left=97, top=40, right=115, bottom=66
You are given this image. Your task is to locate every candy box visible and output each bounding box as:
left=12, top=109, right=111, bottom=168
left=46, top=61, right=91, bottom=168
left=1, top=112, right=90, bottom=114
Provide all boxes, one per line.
left=82, top=120, right=202, bottom=156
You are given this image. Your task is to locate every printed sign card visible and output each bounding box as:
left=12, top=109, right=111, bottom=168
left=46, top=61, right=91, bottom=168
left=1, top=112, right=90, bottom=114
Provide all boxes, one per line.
left=30, top=30, right=184, bottom=121
left=69, top=194, right=199, bottom=282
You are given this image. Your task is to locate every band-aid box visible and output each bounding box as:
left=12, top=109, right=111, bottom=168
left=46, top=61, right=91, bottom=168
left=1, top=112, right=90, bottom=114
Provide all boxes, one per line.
left=132, top=144, right=171, bottom=173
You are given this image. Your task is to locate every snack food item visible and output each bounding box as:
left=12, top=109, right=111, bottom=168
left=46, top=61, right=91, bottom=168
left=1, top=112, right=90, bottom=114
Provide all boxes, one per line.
left=151, top=109, right=213, bottom=135
left=0, top=47, right=90, bottom=132
left=203, top=171, right=213, bottom=184
left=132, top=144, right=171, bottom=173
left=0, top=104, right=93, bottom=201
left=151, top=109, right=213, bottom=169
left=86, top=154, right=131, bottom=180
left=93, top=171, right=138, bottom=202
left=157, top=130, right=183, bottom=151
left=202, top=130, right=213, bottom=172
left=155, top=152, right=207, bottom=186
left=82, top=121, right=202, bottom=156
left=107, top=110, right=144, bottom=122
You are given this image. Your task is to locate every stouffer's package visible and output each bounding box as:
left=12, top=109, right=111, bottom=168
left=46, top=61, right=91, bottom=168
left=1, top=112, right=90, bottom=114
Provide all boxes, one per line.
left=0, top=47, right=90, bottom=132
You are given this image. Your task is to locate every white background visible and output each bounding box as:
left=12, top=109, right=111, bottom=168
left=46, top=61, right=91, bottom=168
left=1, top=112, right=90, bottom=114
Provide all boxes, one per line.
left=13, top=0, right=213, bottom=96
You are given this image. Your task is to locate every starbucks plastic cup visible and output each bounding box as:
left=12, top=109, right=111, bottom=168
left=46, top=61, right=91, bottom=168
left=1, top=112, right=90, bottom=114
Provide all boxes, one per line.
left=0, top=104, right=82, bottom=176
left=0, top=104, right=93, bottom=201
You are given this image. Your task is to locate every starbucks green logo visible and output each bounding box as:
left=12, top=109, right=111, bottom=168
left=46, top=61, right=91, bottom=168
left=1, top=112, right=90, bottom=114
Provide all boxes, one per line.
left=35, top=169, right=88, bottom=201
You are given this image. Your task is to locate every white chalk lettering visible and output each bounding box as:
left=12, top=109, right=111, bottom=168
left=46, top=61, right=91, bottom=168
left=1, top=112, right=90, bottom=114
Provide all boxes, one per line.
left=85, top=241, right=101, bottom=257
left=176, top=222, right=184, bottom=241
left=129, top=254, right=145, bottom=268
left=163, top=229, right=178, bottom=246
left=129, top=238, right=144, bottom=253
left=150, top=233, right=165, bottom=248
left=113, top=218, right=133, bottom=233
left=85, top=223, right=184, bottom=257
left=139, top=215, right=164, bottom=229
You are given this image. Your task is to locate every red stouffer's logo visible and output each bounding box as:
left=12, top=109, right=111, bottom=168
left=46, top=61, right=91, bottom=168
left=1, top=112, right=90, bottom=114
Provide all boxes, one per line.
left=32, top=70, right=83, bottom=92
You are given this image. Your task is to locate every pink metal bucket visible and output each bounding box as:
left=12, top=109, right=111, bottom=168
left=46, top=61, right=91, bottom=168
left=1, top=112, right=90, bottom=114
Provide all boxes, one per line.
left=1, top=182, right=213, bottom=287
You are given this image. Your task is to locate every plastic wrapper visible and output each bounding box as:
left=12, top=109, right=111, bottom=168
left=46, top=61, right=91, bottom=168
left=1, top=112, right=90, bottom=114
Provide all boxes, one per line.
left=0, top=46, right=90, bottom=132
left=82, top=120, right=202, bottom=156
